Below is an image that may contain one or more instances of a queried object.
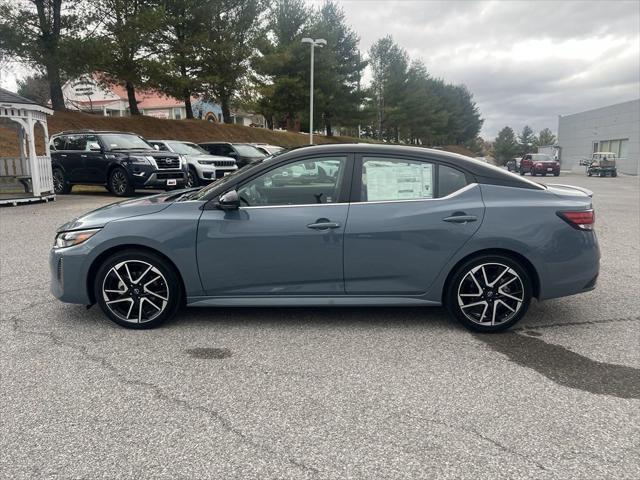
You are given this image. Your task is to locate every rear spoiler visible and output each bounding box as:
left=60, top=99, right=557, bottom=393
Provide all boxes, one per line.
left=546, top=184, right=593, bottom=198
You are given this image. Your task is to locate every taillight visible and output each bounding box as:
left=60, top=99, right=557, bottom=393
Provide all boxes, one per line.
left=557, top=210, right=595, bottom=230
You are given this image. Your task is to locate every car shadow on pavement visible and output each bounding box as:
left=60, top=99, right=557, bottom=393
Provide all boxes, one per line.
left=476, top=329, right=640, bottom=400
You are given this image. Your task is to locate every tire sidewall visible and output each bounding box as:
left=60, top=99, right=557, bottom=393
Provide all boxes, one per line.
left=446, top=254, right=533, bottom=332
left=94, top=250, right=182, bottom=329
left=187, top=166, right=200, bottom=188
left=53, top=168, right=71, bottom=194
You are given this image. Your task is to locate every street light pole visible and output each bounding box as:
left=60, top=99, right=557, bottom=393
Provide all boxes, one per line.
left=301, top=38, right=326, bottom=145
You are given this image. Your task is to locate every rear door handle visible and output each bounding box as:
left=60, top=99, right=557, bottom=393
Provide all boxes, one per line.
left=80, top=154, right=87, bottom=158
left=307, top=221, right=341, bottom=230
left=443, top=214, right=477, bottom=223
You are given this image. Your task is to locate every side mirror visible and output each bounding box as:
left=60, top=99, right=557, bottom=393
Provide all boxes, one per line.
left=216, top=190, right=240, bottom=210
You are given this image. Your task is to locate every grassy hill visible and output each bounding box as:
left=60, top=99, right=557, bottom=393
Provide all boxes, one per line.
left=0, top=110, right=474, bottom=157
left=0, top=111, right=370, bottom=157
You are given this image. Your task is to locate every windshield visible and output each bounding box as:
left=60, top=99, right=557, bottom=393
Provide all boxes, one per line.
left=100, top=133, right=153, bottom=150
left=531, top=154, right=553, bottom=161
left=168, top=141, right=208, bottom=155
left=235, top=144, right=266, bottom=157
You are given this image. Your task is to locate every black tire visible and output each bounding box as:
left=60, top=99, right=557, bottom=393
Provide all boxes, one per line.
left=541, top=172, right=547, bottom=176
left=446, top=254, right=533, bottom=332
left=530, top=169, right=536, bottom=176
left=588, top=171, right=592, bottom=177
left=519, top=170, right=524, bottom=176
left=52, top=168, right=72, bottom=194
left=94, top=249, right=182, bottom=329
left=554, top=172, right=560, bottom=176
left=109, top=167, right=134, bottom=197
left=599, top=171, right=606, bottom=177
left=612, top=170, right=617, bottom=177
left=186, top=166, right=200, bottom=188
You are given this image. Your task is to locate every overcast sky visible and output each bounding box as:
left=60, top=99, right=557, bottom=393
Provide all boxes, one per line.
left=2, top=1, right=638, bottom=139
left=332, top=0, right=640, bottom=138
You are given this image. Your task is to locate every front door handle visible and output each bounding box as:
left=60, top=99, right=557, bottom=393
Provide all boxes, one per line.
left=443, top=214, right=477, bottom=223
left=307, top=221, right=341, bottom=230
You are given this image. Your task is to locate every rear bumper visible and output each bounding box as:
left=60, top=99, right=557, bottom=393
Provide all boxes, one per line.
left=538, top=231, right=600, bottom=300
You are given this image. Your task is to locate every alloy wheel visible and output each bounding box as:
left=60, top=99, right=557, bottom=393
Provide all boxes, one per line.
left=53, top=170, right=64, bottom=193
left=457, top=263, right=525, bottom=326
left=111, top=170, right=128, bottom=195
left=101, top=260, right=169, bottom=324
left=186, top=169, right=196, bottom=188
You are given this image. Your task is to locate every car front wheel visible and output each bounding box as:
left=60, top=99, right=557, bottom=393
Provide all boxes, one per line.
left=109, top=167, right=134, bottom=196
left=446, top=255, right=532, bottom=332
left=186, top=166, right=200, bottom=188
left=94, top=249, right=182, bottom=329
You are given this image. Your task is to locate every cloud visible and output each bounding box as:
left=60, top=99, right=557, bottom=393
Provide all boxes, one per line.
left=333, top=0, right=640, bottom=138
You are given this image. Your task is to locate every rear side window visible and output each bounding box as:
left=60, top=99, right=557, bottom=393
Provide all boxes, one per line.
left=65, top=135, right=87, bottom=151
left=361, top=157, right=434, bottom=202
left=438, top=165, right=468, bottom=197
left=52, top=136, right=67, bottom=150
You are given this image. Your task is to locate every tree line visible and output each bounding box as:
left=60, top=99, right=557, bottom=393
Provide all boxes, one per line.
left=1, top=0, right=483, bottom=145
left=493, top=125, right=557, bottom=163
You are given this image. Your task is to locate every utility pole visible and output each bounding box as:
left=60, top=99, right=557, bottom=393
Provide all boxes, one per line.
left=301, top=38, right=327, bottom=145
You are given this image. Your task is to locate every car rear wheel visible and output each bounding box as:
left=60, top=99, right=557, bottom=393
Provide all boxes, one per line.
left=531, top=169, right=536, bottom=176
left=94, top=249, right=182, bottom=329
left=446, top=255, right=532, bottom=332
left=109, top=167, right=134, bottom=196
left=52, top=168, right=72, bottom=194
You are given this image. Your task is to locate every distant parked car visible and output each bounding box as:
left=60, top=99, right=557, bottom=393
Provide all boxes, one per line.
left=148, top=140, right=238, bottom=187
left=506, top=157, right=521, bottom=172
left=251, top=143, right=285, bottom=156
left=198, top=142, right=266, bottom=168
left=519, top=153, right=560, bottom=176
left=50, top=130, right=187, bottom=196
left=586, top=152, right=617, bottom=177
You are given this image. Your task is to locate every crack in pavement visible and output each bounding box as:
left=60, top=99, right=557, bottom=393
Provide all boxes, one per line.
left=407, top=416, right=548, bottom=471
left=8, top=318, right=320, bottom=477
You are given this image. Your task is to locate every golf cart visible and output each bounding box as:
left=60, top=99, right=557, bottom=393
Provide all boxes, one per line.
left=585, top=152, right=617, bottom=177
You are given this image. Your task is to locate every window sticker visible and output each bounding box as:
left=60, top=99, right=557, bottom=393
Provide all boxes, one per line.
left=364, top=161, right=433, bottom=201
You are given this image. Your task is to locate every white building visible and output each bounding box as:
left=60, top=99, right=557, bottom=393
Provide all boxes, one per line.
left=557, top=99, right=639, bottom=175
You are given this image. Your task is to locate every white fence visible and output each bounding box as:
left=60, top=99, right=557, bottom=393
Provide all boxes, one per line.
left=0, top=157, right=26, bottom=176
left=34, top=155, right=54, bottom=195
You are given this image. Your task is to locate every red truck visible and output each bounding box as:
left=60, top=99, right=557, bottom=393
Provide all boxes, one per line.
left=519, top=153, right=560, bottom=176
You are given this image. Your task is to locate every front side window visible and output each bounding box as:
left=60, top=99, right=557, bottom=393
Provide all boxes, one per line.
left=237, top=156, right=347, bottom=207
left=361, top=157, right=434, bottom=202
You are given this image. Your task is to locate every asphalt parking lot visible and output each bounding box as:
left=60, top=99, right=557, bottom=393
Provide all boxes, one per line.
left=1, top=173, right=639, bottom=479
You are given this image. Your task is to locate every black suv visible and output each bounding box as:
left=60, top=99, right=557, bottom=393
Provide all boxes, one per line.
left=197, top=142, right=266, bottom=168
left=50, top=130, right=187, bottom=196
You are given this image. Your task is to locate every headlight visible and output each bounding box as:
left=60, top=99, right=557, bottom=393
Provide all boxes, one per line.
left=128, top=155, right=152, bottom=164
left=197, top=160, right=213, bottom=165
left=54, top=228, right=101, bottom=248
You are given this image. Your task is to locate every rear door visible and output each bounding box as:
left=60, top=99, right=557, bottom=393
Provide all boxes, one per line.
left=81, top=134, right=108, bottom=183
left=343, top=155, right=484, bottom=295
left=196, top=155, right=352, bottom=296
left=59, top=134, right=87, bottom=182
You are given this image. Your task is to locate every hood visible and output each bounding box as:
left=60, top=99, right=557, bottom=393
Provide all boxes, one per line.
left=109, top=148, right=180, bottom=159
left=57, top=191, right=181, bottom=232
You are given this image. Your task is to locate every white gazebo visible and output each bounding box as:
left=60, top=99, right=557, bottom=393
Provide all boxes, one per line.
left=0, top=88, right=55, bottom=206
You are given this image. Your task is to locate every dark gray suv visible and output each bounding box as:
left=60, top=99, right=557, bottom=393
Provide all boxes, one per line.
left=50, top=130, right=187, bottom=196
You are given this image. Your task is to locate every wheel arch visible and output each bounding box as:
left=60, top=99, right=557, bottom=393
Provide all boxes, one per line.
left=441, top=248, right=541, bottom=304
left=86, top=244, right=187, bottom=305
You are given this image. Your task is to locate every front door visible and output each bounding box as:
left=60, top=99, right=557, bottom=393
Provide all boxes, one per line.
left=344, top=156, right=484, bottom=295
left=60, top=134, right=87, bottom=182
left=196, top=155, right=351, bottom=296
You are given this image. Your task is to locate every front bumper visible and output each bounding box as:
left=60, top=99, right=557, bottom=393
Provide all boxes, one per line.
left=50, top=246, right=92, bottom=305
left=132, top=171, right=187, bottom=188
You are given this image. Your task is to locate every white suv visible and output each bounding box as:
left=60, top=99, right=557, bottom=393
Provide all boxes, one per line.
left=149, top=140, right=238, bottom=187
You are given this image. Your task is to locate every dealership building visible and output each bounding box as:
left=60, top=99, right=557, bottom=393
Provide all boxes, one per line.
left=557, top=99, right=639, bottom=175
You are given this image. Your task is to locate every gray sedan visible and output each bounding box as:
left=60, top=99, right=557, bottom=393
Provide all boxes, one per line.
left=50, top=144, right=599, bottom=332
